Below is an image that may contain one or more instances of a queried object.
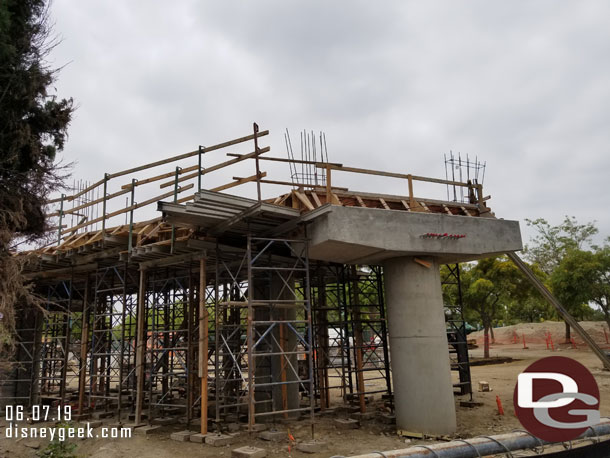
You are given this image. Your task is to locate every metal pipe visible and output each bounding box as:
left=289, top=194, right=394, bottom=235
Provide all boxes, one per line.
left=348, top=418, right=610, bottom=458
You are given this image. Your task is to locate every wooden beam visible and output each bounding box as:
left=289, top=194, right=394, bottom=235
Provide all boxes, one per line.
left=379, top=198, right=390, bottom=210
left=414, top=258, right=432, bottom=268
left=460, top=206, right=472, bottom=217
left=325, top=164, right=332, bottom=204
left=323, top=164, right=469, bottom=187
left=225, top=153, right=343, bottom=168
left=293, top=190, right=315, bottom=211
left=24, top=263, right=97, bottom=280
left=159, top=146, right=270, bottom=189
left=47, top=187, right=131, bottom=217
left=109, top=130, right=269, bottom=180
left=400, top=199, right=410, bottom=211
left=356, top=195, right=367, bottom=207
left=310, top=191, right=322, bottom=208
left=60, top=184, right=193, bottom=236
left=209, top=172, right=267, bottom=193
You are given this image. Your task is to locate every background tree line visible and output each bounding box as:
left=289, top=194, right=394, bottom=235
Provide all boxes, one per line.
left=443, top=216, right=610, bottom=358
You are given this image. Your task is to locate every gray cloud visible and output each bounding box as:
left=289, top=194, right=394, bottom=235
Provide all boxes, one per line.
left=47, top=0, right=610, bottom=243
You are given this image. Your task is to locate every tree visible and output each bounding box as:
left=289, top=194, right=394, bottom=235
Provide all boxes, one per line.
left=0, top=0, right=73, bottom=369
left=445, top=258, right=510, bottom=358
left=525, top=217, right=598, bottom=341
left=525, top=217, right=598, bottom=275
left=551, top=247, right=610, bottom=332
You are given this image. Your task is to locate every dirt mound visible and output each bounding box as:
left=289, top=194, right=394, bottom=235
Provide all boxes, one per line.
left=469, top=321, right=610, bottom=346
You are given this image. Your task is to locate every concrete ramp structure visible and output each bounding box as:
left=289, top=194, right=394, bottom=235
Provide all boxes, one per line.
left=7, top=124, right=547, bottom=439
left=301, top=204, right=522, bottom=434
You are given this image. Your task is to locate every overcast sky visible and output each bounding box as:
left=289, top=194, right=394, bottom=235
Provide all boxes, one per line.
left=46, top=1, right=610, bottom=246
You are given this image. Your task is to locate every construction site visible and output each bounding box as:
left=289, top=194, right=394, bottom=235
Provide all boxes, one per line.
left=2, top=124, right=610, bottom=457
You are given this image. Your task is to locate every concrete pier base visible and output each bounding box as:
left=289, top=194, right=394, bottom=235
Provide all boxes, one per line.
left=383, top=256, right=457, bottom=435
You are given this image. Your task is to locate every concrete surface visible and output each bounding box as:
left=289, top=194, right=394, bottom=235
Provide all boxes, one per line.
left=306, top=206, right=522, bottom=264
left=384, top=256, right=457, bottom=435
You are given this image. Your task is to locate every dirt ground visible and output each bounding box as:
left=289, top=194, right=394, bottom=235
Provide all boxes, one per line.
left=2, top=322, right=610, bottom=457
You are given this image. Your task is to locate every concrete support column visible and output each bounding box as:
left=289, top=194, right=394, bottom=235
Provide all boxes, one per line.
left=383, top=256, right=456, bottom=435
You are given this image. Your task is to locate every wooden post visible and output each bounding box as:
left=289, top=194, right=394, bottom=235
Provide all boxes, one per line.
left=77, top=276, right=90, bottom=415
left=199, top=259, right=209, bottom=435
left=407, top=174, right=417, bottom=210
left=134, top=268, right=147, bottom=425
left=325, top=164, right=332, bottom=204
left=352, top=271, right=366, bottom=413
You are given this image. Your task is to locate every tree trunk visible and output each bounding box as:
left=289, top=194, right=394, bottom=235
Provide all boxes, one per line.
left=490, top=326, right=496, bottom=344
left=564, top=321, right=571, bottom=343
left=483, top=325, right=490, bottom=359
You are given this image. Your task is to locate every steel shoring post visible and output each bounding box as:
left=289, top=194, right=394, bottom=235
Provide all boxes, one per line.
left=315, top=268, right=329, bottom=410
left=199, top=258, right=209, bottom=435
left=186, top=272, right=194, bottom=429
left=128, top=178, right=136, bottom=254
left=303, top=241, right=315, bottom=439
left=375, top=266, right=393, bottom=408
left=214, top=248, right=221, bottom=428
left=134, top=268, right=147, bottom=425
left=246, top=236, right=255, bottom=432
left=351, top=267, right=366, bottom=413
left=147, top=272, right=156, bottom=424
left=117, top=263, right=129, bottom=422
left=78, top=276, right=91, bottom=415
left=59, top=273, right=74, bottom=406
left=339, top=267, right=354, bottom=401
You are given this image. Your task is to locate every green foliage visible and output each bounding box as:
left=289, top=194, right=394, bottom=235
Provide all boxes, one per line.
left=550, top=247, right=610, bottom=328
left=0, top=0, right=73, bottom=371
left=36, top=422, right=77, bottom=458
left=525, top=217, right=605, bottom=339
left=524, top=216, right=598, bottom=275
left=443, top=257, right=553, bottom=351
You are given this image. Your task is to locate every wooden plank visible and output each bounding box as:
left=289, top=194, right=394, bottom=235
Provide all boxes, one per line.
left=310, top=191, right=322, bottom=208
left=48, top=187, right=131, bottom=217
left=356, top=195, right=367, bottom=207
left=325, top=164, right=332, bottom=203
left=121, top=164, right=199, bottom=190
left=209, top=172, right=267, bottom=193
left=159, top=146, right=270, bottom=189
left=138, top=222, right=164, bottom=246
left=379, top=198, right=390, bottom=210
left=414, top=258, right=432, bottom=268
left=293, top=190, right=315, bottom=211
left=460, top=206, right=472, bottom=216
left=226, top=153, right=343, bottom=168
left=400, top=199, right=410, bottom=211
left=325, top=164, right=469, bottom=187
left=331, top=193, right=342, bottom=205
left=60, top=183, right=193, bottom=235
left=442, top=204, right=452, bottom=215
left=419, top=201, right=431, bottom=212
left=108, top=130, right=269, bottom=180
